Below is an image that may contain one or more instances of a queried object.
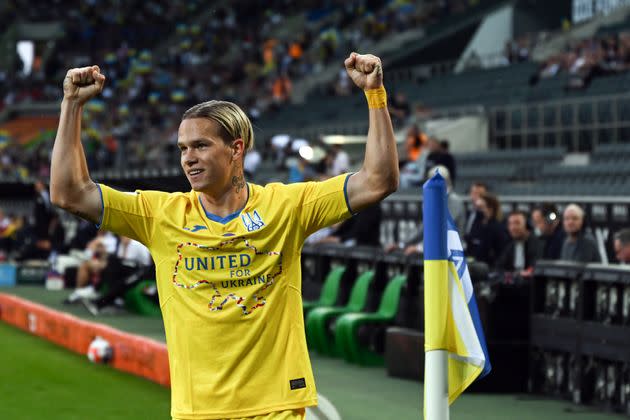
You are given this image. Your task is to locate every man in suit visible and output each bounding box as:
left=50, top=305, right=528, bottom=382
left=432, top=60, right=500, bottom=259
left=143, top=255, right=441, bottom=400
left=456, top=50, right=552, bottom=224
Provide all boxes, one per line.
left=531, top=203, right=565, bottom=260
left=560, top=203, right=601, bottom=263
left=496, top=210, right=542, bottom=276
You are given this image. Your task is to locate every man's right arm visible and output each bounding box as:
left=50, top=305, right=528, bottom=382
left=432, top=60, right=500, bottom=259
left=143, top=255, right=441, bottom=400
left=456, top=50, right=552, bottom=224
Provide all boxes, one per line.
left=50, top=66, right=106, bottom=224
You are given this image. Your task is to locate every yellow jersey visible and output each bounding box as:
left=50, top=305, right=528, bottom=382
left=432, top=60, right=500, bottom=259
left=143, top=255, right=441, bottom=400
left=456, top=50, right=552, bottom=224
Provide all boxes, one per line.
left=97, top=174, right=352, bottom=419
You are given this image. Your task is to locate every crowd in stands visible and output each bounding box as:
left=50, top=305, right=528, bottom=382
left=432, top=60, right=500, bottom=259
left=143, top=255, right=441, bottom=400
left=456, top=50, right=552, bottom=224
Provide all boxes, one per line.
left=532, top=31, right=630, bottom=90
left=0, top=0, right=486, bottom=180
left=0, top=179, right=155, bottom=314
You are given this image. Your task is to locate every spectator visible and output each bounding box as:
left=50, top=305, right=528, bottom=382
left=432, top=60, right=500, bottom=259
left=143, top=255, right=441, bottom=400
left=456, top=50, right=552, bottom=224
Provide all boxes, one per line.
left=244, top=147, right=262, bottom=179
left=614, top=228, right=630, bottom=264
left=287, top=155, right=317, bottom=183
left=467, top=192, right=510, bottom=266
left=314, top=203, right=382, bottom=247
left=464, top=181, right=488, bottom=242
left=0, top=210, right=15, bottom=259
left=399, top=137, right=457, bottom=188
left=82, top=235, right=153, bottom=315
left=271, top=73, right=292, bottom=104
left=65, top=233, right=112, bottom=301
left=33, top=179, right=54, bottom=242
left=67, top=219, right=99, bottom=252
left=15, top=201, right=65, bottom=262
left=416, top=136, right=438, bottom=178
left=495, top=210, right=542, bottom=276
left=422, top=137, right=455, bottom=180
left=334, top=66, right=352, bottom=96
left=404, top=124, right=426, bottom=164
left=329, top=144, right=350, bottom=176
left=388, top=91, right=410, bottom=127
left=531, top=203, right=565, bottom=260
left=560, top=204, right=601, bottom=263
left=438, top=139, right=456, bottom=185
left=270, top=133, right=291, bottom=169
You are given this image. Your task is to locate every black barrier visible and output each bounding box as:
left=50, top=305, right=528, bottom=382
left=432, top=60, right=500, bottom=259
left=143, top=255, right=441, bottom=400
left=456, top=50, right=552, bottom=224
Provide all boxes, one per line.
left=581, top=265, right=630, bottom=413
left=530, top=261, right=584, bottom=402
left=531, top=262, right=630, bottom=414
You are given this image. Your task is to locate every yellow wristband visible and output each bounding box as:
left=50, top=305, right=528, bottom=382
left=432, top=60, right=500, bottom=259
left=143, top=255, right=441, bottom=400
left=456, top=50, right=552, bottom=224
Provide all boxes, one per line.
left=364, top=86, right=387, bottom=109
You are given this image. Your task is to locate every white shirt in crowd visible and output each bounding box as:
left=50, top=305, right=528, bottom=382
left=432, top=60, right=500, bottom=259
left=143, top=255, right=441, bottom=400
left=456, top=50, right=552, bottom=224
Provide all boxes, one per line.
left=513, top=241, right=525, bottom=271
left=331, top=150, right=350, bottom=176
left=244, top=149, right=262, bottom=174
left=117, top=239, right=152, bottom=266
left=101, top=232, right=118, bottom=254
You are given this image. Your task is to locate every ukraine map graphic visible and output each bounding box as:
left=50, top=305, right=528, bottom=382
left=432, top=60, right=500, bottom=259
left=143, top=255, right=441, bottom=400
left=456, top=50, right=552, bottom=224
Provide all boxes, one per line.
left=171, top=237, right=282, bottom=315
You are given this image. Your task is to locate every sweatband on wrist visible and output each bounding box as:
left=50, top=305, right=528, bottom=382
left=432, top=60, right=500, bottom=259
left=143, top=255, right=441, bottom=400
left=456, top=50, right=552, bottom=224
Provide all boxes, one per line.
left=364, top=86, right=387, bottom=109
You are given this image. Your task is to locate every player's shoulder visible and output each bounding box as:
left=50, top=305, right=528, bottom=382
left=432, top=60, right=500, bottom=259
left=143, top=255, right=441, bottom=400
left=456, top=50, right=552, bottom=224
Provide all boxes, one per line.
left=133, top=188, right=196, bottom=207
left=250, top=180, right=310, bottom=199
left=250, top=176, right=345, bottom=202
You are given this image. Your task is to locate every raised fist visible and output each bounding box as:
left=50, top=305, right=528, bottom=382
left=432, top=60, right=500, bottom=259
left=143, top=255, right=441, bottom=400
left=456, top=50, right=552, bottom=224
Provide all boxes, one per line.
left=344, top=52, right=383, bottom=91
left=63, top=65, right=106, bottom=105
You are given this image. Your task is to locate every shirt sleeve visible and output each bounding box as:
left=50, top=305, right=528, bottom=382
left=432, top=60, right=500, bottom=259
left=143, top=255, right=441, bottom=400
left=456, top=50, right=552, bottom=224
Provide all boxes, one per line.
left=97, top=184, right=169, bottom=246
left=288, top=173, right=354, bottom=237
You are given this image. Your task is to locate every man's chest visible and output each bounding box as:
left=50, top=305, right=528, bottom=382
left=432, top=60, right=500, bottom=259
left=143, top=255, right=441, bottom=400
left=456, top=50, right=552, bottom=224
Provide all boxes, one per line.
left=151, top=208, right=296, bottom=316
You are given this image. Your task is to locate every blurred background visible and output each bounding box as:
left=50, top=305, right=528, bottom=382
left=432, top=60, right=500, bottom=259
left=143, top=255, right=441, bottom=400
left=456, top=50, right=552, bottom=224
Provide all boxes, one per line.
left=3, top=0, right=630, bottom=419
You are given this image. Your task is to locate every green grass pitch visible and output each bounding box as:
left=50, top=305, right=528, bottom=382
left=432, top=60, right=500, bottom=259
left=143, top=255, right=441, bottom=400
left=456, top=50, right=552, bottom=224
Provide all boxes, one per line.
left=0, top=322, right=171, bottom=420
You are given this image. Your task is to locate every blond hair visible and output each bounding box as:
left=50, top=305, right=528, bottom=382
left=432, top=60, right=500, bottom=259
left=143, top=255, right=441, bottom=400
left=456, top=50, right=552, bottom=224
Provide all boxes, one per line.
left=182, top=100, right=254, bottom=154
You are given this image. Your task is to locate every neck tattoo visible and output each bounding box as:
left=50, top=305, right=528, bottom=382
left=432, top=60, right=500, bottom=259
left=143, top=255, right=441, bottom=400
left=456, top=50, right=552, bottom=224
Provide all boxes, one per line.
left=232, top=173, right=245, bottom=194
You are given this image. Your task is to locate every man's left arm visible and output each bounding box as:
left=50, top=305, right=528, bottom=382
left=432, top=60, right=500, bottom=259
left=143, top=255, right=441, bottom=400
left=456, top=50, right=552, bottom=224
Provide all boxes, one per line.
left=344, top=53, right=399, bottom=213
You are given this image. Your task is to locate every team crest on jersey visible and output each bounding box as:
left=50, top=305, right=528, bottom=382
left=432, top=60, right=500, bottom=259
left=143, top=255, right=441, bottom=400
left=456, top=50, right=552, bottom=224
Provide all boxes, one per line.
left=241, top=210, right=265, bottom=232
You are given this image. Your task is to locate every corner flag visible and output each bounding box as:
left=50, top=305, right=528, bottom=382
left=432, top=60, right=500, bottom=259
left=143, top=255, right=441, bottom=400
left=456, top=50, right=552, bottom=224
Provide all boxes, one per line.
left=423, top=172, right=491, bottom=417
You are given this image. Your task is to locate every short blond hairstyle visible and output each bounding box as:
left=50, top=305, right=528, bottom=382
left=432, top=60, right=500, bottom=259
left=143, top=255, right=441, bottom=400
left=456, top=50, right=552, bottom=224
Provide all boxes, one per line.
left=182, top=100, right=254, bottom=153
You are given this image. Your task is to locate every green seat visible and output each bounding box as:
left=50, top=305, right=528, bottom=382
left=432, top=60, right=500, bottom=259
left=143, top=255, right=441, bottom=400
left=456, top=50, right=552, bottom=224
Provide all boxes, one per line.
left=334, top=274, right=407, bottom=365
left=302, top=265, right=346, bottom=317
left=124, top=280, right=161, bottom=317
left=305, top=270, right=375, bottom=356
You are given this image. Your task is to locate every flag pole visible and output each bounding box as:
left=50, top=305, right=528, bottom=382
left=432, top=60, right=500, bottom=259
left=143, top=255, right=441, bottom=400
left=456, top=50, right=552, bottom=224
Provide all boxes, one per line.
left=425, top=351, right=449, bottom=420
left=423, top=173, right=449, bottom=420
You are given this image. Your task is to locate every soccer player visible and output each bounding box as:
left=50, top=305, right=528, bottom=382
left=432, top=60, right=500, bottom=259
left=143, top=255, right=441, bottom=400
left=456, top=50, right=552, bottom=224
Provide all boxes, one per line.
left=50, top=52, right=398, bottom=420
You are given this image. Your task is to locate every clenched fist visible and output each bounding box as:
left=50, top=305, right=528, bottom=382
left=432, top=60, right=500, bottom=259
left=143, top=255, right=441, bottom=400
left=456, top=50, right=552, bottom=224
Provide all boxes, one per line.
left=344, top=52, right=383, bottom=91
left=63, top=65, right=106, bottom=105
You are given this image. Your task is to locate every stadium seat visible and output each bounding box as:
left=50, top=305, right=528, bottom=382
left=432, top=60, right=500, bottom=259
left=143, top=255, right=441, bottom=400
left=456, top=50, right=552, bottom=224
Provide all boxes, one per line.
left=302, top=265, right=346, bottom=317
left=124, top=280, right=161, bottom=317
left=334, top=274, right=407, bottom=366
left=305, top=270, right=375, bottom=356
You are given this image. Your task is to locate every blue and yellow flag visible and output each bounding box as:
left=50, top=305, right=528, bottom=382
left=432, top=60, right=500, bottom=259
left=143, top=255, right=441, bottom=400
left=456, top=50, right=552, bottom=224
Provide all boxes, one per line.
left=423, top=172, right=491, bottom=404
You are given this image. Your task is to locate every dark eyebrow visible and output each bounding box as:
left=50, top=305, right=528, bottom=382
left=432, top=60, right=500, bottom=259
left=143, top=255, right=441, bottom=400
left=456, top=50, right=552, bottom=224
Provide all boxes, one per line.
left=177, top=138, right=212, bottom=147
